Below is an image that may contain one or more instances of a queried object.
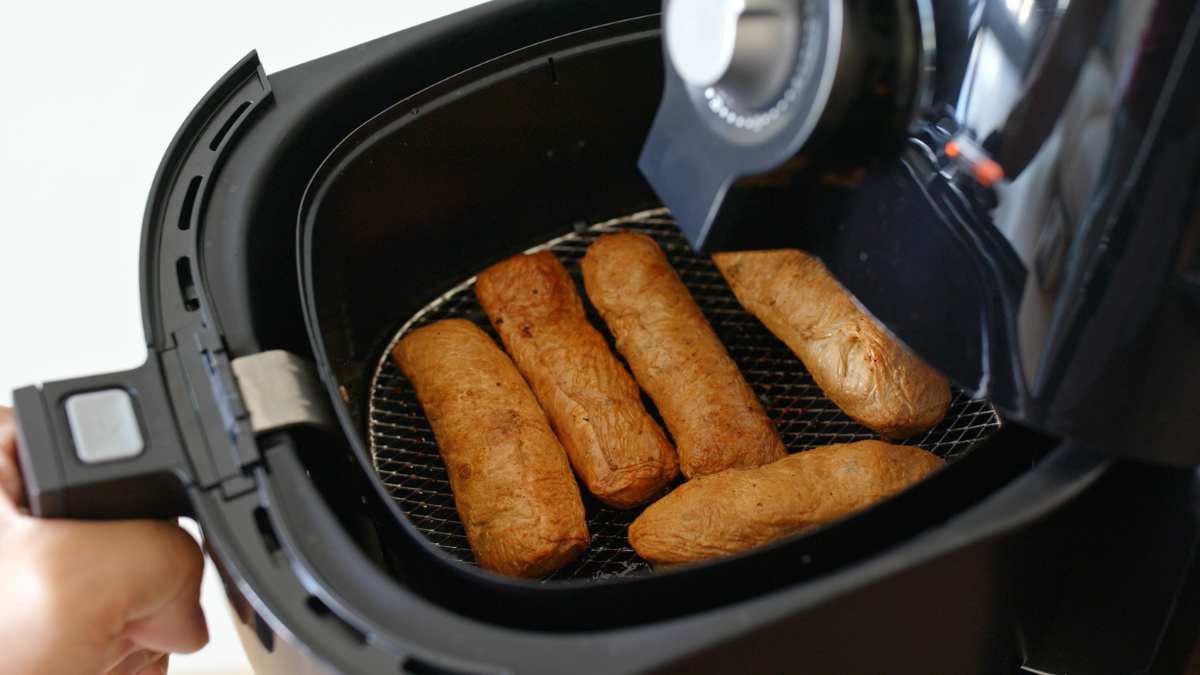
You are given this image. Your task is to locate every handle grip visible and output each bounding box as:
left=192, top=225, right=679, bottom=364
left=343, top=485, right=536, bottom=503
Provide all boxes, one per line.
left=12, top=356, right=190, bottom=519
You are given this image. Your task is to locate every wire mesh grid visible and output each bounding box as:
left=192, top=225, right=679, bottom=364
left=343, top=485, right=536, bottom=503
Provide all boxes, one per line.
left=368, top=208, right=1002, bottom=581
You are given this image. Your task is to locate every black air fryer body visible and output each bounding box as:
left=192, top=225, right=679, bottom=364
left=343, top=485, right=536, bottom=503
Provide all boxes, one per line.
left=11, top=1, right=1200, bottom=674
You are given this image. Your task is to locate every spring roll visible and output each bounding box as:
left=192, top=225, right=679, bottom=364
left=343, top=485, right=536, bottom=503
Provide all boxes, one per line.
left=393, top=319, right=588, bottom=577
left=629, top=440, right=944, bottom=565
left=476, top=251, right=679, bottom=508
left=581, top=232, right=786, bottom=478
left=713, top=250, right=950, bottom=438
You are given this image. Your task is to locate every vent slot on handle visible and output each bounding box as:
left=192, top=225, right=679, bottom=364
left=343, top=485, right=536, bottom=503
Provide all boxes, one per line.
left=176, top=257, right=200, bottom=312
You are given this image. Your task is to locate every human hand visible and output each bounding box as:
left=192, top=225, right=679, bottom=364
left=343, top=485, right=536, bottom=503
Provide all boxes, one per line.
left=0, top=406, right=208, bottom=675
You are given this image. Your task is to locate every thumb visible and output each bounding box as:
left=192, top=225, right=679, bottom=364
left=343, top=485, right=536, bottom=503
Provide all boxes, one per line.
left=0, top=407, right=24, bottom=507
left=2, top=516, right=209, bottom=674
left=108, top=520, right=209, bottom=655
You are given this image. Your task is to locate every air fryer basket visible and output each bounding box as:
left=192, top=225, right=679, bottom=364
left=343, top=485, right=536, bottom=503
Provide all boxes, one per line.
left=368, top=209, right=1001, bottom=580
left=298, top=16, right=1041, bottom=620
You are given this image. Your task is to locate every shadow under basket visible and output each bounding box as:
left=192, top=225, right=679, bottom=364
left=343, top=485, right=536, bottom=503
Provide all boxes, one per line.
left=366, top=209, right=1002, bottom=582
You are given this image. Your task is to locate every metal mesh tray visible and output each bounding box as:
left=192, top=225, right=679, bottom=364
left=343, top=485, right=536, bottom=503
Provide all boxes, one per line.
left=368, top=209, right=1001, bottom=581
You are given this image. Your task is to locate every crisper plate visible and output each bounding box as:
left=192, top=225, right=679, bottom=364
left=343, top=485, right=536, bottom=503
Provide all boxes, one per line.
left=367, top=209, right=1001, bottom=581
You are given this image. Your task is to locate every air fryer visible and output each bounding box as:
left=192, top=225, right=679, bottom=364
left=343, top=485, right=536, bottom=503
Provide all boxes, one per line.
left=11, top=1, right=1200, bottom=674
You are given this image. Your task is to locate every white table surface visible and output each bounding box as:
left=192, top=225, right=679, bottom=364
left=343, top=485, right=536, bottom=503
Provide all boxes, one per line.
left=0, top=2, right=487, bottom=672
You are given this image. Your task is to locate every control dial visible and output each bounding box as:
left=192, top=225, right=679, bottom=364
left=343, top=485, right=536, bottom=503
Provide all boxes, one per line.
left=665, top=0, right=803, bottom=111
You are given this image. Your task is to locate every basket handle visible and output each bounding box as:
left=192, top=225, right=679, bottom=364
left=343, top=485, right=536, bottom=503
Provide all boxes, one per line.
left=11, top=356, right=190, bottom=519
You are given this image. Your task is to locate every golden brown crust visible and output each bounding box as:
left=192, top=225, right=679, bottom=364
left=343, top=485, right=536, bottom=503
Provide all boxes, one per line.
left=475, top=251, right=679, bottom=508
left=392, top=319, right=588, bottom=577
left=629, top=440, right=944, bottom=565
left=712, top=250, right=951, bottom=438
left=581, top=232, right=786, bottom=478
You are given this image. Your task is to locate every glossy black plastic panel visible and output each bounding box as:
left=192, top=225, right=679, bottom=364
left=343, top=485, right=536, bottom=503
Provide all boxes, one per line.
left=654, top=0, right=1200, bottom=465
left=641, top=0, right=925, bottom=248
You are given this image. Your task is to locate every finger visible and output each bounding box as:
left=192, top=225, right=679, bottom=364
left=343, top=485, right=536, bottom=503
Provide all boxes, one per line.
left=115, top=522, right=209, bottom=655
left=1, top=517, right=205, bottom=674
left=0, top=406, right=15, bottom=464
left=38, top=519, right=209, bottom=661
left=108, top=649, right=165, bottom=675
left=0, top=407, right=22, bottom=507
left=0, top=450, right=22, bottom=511
left=136, top=654, right=169, bottom=675
left=0, top=406, right=13, bottom=450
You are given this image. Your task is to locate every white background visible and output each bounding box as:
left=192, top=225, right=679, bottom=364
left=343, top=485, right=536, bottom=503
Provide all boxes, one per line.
left=0, top=1, right=487, bottom=673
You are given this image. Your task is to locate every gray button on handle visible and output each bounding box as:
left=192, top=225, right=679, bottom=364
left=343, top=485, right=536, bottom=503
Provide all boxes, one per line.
left=65, top=389, right=145, bottom=464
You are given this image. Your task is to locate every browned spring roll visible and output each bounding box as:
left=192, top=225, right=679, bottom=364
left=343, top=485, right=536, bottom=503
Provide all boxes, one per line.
left=713, top=250, right=950, bottom=438
left=581, top=232, right=786, bottom=478
left=475, top=251, right=679, bottom=508
left=629, top=440, right=944, bottom=565
left=393, top=319, right=588, bottom=577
